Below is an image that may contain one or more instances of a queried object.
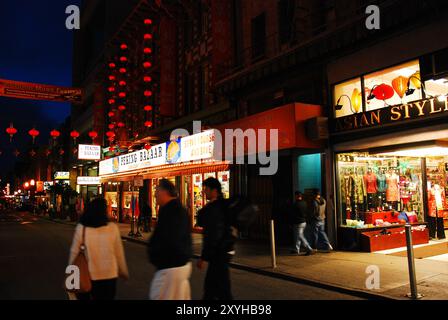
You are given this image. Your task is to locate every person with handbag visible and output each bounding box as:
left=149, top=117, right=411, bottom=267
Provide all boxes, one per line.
left=68, top=198, right=129, bottom=300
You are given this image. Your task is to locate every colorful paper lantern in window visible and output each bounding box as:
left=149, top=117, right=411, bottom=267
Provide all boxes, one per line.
left=28, top=128, right=40, bottom=144
left=351, top=88, right=362, bottom=113
left=410, top=71, right=421, bottom=89
left=6, top=123, right=17, bottom=142
left=372, top=84, right=394, bottom=101
left=392, top=76, right=409, bottom=99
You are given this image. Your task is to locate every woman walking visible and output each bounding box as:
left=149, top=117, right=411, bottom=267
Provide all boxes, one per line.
left=68, top=198, right=129, bottom=300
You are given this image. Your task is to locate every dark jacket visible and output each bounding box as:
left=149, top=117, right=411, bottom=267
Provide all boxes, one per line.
left=292, top=200, right=308, bottom=224
left=148, top=199, right=192, bottom=270
left=197, top=198, right=234, bottom=262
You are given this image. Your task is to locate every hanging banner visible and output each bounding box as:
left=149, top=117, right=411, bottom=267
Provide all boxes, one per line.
left=180, top=130, right=215, bottom=162
left=0, top=79, right=82, bottom=102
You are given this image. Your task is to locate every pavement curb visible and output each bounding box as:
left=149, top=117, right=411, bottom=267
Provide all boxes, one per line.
left=44, top=217, right=398, bottom=300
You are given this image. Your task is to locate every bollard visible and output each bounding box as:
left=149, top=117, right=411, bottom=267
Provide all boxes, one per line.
left=270, top=219, right=277, bottom=268
left=405, top=224, right=423, bottom=299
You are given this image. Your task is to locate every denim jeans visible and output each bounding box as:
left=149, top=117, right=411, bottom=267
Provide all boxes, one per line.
left=293, top=223, right=312, bottom=253
left=311, top=220, right=331, bottom=250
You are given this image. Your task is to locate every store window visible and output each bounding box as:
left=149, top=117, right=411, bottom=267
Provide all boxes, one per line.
left=334, top=78, right=362, bottom=118
left=364, top=60, right=421, bottom=111
left=425, top=76, right=448, bottom=99
left=336, top=152, right=424, bottom=229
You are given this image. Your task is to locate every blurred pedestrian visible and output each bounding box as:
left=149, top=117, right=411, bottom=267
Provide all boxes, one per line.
left=197, top=178, right=234, bottom=300
left=310, top=191, right=333, bottom=252
left=147, top=179, right=192, bottom=300
left=140, top=202, right=152, bottom=233
left=290, top=191, right=313, bottom=255
left=68, top=198, right=129, bottom=300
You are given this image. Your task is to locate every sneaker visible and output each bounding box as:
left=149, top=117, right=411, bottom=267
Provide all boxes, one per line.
left=305, top=249, right=314, bottom=256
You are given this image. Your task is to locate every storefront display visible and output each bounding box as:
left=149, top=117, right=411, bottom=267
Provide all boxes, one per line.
left=105, top=191, right=118, bottom=221
left=217, top=171, right=230, bottom=199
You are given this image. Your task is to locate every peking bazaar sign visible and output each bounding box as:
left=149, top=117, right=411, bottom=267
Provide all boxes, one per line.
left=0, top=79, right=82, bottom=103
left=333, top=97, right=448, bottom=133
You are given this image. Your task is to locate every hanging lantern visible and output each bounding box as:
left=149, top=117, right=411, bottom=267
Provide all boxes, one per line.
left=144, top=47, right=152, bottom=54
left=108, top=75, right=116, bottom=81
left=143, top=61, right=152, bottom=68
left=70, top=130, right=80, bottom=143
left=117, top=122, right=125, bottom=128
left=120, top=43, right=128, bottom=50
left=108, top=111, right=115, bottom=118
left=118, top=92, right=126, bottom=98
left=144, top=105, right=153, bottom=112
left=144, top=19, right=153, bottom=25
left=50, top=129, right=60, bottom=140
left=119, top=68, right=127, bottom=74
left=143, top=76, right=152, bottom=82
left=351, top=88, right=362, bottom=113
left=144, top=121, right=153, bottom=128
left=144, top=143, right=151, bottom=150
left=144, top=90, right=153, bottom=97
left=108, top=123, right=115, bottom=130
left=410, top=71, right=421, bottom=89
left=6, top=123, right=17, bottom=142
left=109, top=62, right=116, bottom=69
left=372, top=84, right=394, bottom=101
left=392, top=76, right=408, bottom=99
left=118, top=105, right=126, bottom=111
left=88, top=131, right=98, bottom=142
left=120, top=56, right=128, bottom=62
left=119, top=81, right=127, bottom=87
left=144, top=33, right=153, bottom=40
left=106, top=131, right=115, bottom=139
left=108, top=86, right=115, bottom=93
left=28, top=128, right=40, bottom=144
left=108, top=99, right=116, bottom=105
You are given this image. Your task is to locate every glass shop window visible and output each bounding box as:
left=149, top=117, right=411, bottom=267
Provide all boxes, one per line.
left=334, top=77, right=362, bottom=118
left=424, top=76, right=448, bottom=99
left=336, top=152, right=424, bottom=229
left=364, top=60, right=422, bottom=112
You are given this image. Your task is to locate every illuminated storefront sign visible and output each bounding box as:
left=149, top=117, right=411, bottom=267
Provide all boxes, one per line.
left=180, top=130, right=215, bottom=162
left=78, top=144, right=101, bottom=160
left=54, top=172, right=70, bottom=180
left=99, top=143, right=166, bottom=175
left=44, top=181, right=53, bottom=191
left=334, top=97, right=448, bottom=132
left=77, top=176, right=101, bottom=185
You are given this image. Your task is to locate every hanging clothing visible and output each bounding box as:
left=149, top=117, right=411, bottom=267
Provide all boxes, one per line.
left=363, top=172, right=378, bottom=194
left=376, top=173, right=388, bottom=193
left=353, top=175, right=366, bottom=204
left=386, top=174, right=399, bottom=202
left=428, top=185, right=446, bottom=217
left=341, top=174, right=355, bottom=204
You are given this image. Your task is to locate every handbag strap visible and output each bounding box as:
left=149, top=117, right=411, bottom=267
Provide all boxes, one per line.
left=80, top=226, right=87, bottom=254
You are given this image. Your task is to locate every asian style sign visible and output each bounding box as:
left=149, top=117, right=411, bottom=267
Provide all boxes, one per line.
left=78, top=144, right=101, bottom=160
left=77, top=176, right=101, bottom=185
left=0, top=79, right=82, bottom=102
left=333, top=97, right=448, bottom=133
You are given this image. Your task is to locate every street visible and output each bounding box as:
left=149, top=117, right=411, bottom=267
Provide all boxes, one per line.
left=0, top=211, right=363, bottom=300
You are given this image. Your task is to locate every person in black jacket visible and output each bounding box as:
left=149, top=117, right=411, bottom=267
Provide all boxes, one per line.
left=147, top=179, right=193, bottom=300
left=197, top=177, right=234, bottom=300
left=291, top=191, right=313, bottom=255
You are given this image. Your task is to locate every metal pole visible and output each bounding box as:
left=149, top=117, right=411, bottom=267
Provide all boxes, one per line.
left=270, top=219, right=277, bottom=268
left=405, top=224, right=423, bottom=299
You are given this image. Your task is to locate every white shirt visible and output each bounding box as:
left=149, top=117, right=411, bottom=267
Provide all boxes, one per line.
left=69, top=223, right=129, bottom=281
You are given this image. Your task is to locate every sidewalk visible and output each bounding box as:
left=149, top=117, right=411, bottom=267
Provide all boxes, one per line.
left=45, top=216, right=448, bottom=300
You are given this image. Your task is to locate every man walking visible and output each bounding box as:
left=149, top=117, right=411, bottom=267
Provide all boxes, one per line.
left=291, top=192, right=313, bottom=255
left=197, top=177, right=234, bottom=300
left=311, top=191, right=333, bottom=252
left=147, top=179, right=193, bottom=300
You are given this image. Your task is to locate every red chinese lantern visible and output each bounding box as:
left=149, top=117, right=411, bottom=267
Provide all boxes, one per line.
left=144, top=90, right=152, bottom=97
left=144, top=121, right=153, bottom=128
left=118, top=92, right=126, bottom=98
left=119, top=81, right=126, bottom=87
left=144, top=105, right=153, bottom=112
left=143, top=61, right=152, bottom=68
left=108, top=123, right=115, bottom=130
left=372, top=84, right=394, bottom=101
left=119, top=68, right=127, bottom=74
left=108, top=86, right=115, bottom=92
left=144, top=47, right=152, bottom=54
left=108, top=75, right=116, bottom=81
left=109, top=62, right=116, bottom=69
left=144, top=19, right=152, bottom=25
left=143, top=76, right=152, bottom=82
left=117, top=122, right=125, bottom=128
left=118, top=105, right=126, bottom=111
left=6, top=123, right=17, bottom=142
left=70, top=130, right=80, bottom=143
left=120, top=56, right=127, bottom=62
left=144, top=143, right=151, bottom=150
left=28, top=128, right=40, bottom=144
left=120, top=43, right=128, bottom=50
left=88, top=131, right=98, bottom=142
left=106, top=131, right=115, bottom=142
left=108, top=111, right=115, bottom=118
left=108, top=99, right=116, bottom=105
left=144, top=33, right=152, bottom=40
left=50, top=129, right=60, bottom=139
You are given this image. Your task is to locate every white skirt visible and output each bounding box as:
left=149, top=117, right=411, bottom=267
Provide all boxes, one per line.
left=149, top=262, right=192, bottom=300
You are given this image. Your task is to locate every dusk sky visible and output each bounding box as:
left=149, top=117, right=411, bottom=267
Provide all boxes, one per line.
left=0, top=0, right=80, bottom=179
